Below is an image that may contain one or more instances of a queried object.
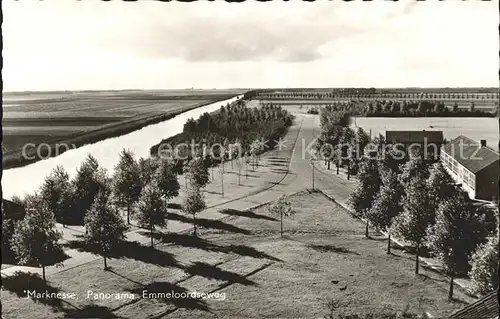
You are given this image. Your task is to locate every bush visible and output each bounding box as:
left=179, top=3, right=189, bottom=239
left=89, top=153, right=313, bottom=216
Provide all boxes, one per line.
left=307, top=107, right=319, bottom=114
left=469, top=236, right=499, bottom=296
left=476, top=205, right=499, bottom=235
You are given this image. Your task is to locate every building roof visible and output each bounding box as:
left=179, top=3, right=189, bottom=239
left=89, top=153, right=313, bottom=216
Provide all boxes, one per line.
left=448, top=290, right=499, bottom=319
left=385, top=130, right=444, bottom=144
left=442, top=135, right=500, bottom=174
left=1, top=199, right=25, bottom=221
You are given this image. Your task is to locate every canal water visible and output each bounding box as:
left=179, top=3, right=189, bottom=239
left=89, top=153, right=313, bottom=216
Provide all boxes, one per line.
left=2, top=95, right=242, bottom=199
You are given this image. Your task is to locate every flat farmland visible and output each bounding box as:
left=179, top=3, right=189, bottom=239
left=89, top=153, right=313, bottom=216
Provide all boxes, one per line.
left=2, top=90, right=244, bottom=167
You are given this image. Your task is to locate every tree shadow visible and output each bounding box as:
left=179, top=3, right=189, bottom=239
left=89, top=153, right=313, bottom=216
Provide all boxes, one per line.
left=184, top=262, right=257, bottom=286
left=107, top=268, right=144, bottom=286
left=307, top=244, right=359, bottom=255
left=1, top=272, right=66, bottom=311
left=224, top=244, right=283, bottom=262
left=204, top=190, right=223, bottom=195
left=240, top=173, right=259, bottom=178
left=165, top=212, right=251, bottom=235
left=269, top=162, right=288, bottom=167
left=128, top=281, right=209, bottom=311
left=167, top=203, right=182, bottom=210
left=2, top=272, right=121, bottom=318
left=63, top=305, right=123, bottom=318
left=271, top=169, right=290, bottom=174
left=231, top=183, right=254, bottom=188
left=219, top=208, right=277, bottom=221
left=150, top=232, right=282, bottom=262
left=64, top=240, right=183, bottom=269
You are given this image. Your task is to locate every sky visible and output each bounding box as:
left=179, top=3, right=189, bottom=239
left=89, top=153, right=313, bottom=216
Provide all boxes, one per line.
left=2, top=0, right=499, bottom=91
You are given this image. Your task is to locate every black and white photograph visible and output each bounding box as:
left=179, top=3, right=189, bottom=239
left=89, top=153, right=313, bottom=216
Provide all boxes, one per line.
left=1, top=1, right=499, bottom=318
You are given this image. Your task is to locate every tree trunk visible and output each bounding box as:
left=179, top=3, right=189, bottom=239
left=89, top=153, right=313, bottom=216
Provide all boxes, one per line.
left=104, top=256, right=108, bottom=270
left=448, top=275, right=454, bottom=301
left=212, top=166, right=214, bottom=181
left=387, top=233, right=391, bottom=254
left=193, top=215, right=197, bottom=237
left=327, top=161, right=330, bottom=170
left=280, top=213, right=283, bottom=238
left=42, top=265, right=46, bottom=282
left=221, top=170, right=224, bottom=197
left=311, top=164, right=315, bottom=190
left=365, top=222, right=369, bottom=238
left=336, top=162, right=339, bottom=175
left=127, top=202, right=131, bottom=225
left=150, top=223, right=154, bottom=248
left=415, top=244, right=420, bottom=274
left=347, top=163, right=350, bottom=180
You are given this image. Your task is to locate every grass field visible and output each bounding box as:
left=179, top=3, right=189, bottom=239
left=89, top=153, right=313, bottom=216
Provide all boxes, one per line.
left=1, top=190, right=474, bottom=319
left=2, top=90, right=244, bottom=168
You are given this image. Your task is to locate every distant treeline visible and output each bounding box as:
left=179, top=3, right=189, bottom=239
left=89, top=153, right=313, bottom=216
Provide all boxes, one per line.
left=254, top=89, right=499, bottom=100
left=150, top=100, right=294, bottom=170
left=363, top=100, right=497, bottom=118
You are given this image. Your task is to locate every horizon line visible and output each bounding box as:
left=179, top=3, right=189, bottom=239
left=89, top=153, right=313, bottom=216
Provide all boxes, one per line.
left=3, top=86, right=499, bottom=94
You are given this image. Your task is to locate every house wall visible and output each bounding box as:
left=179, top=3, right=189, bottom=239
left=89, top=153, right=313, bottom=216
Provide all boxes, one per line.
left=475, top=162, right=499, bottom=201
left=440, top=151, right=476, bottom=199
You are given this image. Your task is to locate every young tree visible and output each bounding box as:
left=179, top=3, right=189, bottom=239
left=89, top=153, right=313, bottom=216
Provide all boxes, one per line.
left=469, top=236, right=499, bottom=296
left=426, top=190, right=488, bottom=300
left=475, top=205, right=499, bottom=235
left=113, top=149, right=143, bottom=225
left=426, top=163, right=458, bottom=209
left=235, top=155, right=244, bottom=185
left=2, top=204, right=16, bottom=262
left=154, top=159, right=180, bottom=207
left=185, top=157, right=210, bottom=189
left=268, top=195, right=295, bottom=238
left=367, top=168, right=404, bottom=254
left=71, top=154, right=102, bottom=224
left=348, top=158, right=382, bottom=237
left=138, top=157, right=160, bottom=185
left=137, top=184, right=168, bottom=248
left=10, top=195, right=64, bottom=281
left=356, top=127, right=371, bottom=157
left=393, top=176, right=435, bottom=274
left=183, top=182, right=206, bottom=237
left=399, top=149, right=429, bottom=187
left=84, top=191, right=128, bottom=269
left=39, top=165, right=72, bottom=227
